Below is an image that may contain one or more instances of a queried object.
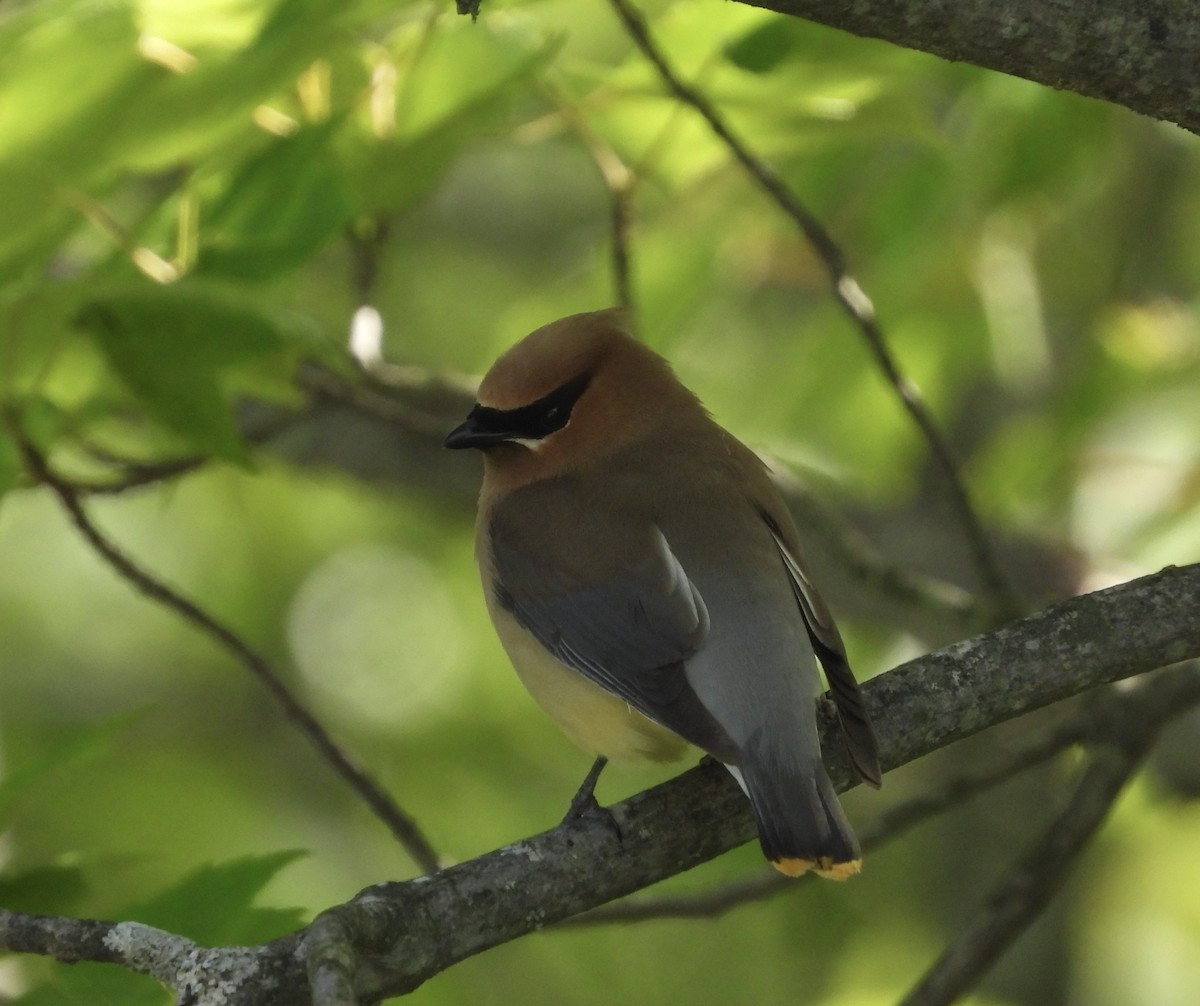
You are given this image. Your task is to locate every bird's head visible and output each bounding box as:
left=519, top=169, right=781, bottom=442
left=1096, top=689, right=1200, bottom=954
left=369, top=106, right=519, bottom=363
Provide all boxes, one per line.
left=445, top=309, right=700, bottom=482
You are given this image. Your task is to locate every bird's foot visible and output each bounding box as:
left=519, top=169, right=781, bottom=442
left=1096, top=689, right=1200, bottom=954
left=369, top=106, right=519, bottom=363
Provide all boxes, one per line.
left=561, top=755, right=622, bottom=842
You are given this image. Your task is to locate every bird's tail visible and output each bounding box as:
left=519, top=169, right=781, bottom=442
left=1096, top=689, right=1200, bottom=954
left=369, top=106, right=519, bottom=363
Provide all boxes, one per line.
left=733, top=740, right=862, bottom=880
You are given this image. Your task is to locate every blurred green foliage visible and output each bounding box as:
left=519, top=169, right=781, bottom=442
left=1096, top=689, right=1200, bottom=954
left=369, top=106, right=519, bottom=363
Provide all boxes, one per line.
left=1, top=0, right=1198, bottom=1004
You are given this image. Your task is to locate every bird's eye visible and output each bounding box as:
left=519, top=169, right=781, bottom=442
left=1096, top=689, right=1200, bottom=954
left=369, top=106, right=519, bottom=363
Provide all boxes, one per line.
left=537, top=402, right=570, bottom=435
left=515, top=372, right=590, bottom=439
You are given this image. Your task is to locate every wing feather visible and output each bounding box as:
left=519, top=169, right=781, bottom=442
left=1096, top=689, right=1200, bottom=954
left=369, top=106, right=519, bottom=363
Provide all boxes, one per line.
left=489, top=482, right=737, bottom=758
left=760, top=510, right=883, bottom=788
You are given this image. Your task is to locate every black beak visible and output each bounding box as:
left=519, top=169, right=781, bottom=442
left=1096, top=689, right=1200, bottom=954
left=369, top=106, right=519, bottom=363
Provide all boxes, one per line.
left=444, top=409, right=512, bottom=450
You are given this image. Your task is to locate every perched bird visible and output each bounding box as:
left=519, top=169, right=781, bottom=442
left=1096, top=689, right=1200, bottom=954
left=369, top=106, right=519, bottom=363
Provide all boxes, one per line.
left=445, top=309, right=881, bottom=878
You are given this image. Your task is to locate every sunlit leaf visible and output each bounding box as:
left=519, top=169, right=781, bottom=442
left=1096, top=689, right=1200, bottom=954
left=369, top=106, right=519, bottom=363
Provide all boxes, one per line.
left=117, top=0, right=356, bottom=172
left=0, top=1, right=145, bottom=164
left=0, top=1, right=156, bottom=256
left=341, top=18, right=557, bottom=215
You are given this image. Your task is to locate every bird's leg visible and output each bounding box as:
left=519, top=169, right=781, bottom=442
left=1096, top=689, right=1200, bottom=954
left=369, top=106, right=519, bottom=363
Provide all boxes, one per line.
left=563, top=755, right=609, bottom=821
left=561, top=754, right=623, bottom=842
left=560, top=755, right=623, bottom=844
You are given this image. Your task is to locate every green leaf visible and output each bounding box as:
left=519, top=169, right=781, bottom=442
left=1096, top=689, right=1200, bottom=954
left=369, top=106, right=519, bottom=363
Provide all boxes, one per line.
left=0, top=164, right=67, bottom=268
left=13, top=965, right=169, bottom=1006
left=0, top=0, right=165, bottom=258
left=116, top=0, right=356, bottom=173
left=394, top=20, right=551, bottom=139
left=343, top=19, right=557, bottom=215
left=0, top=1, right=143, bottom=165
left=0, top=863, right=89, bottom=916
left=0, top=712, right=142, bottom=829
left=78, top=282, right=307, bottom=463
left=342, top=127, right=469, bottom=218
left=198, top=124, right=355, bottom=280
left=122, top=850, right=307, bottom=946
left=724, top=20, right=795, bottom=74
left=0, top=0, right=362, bottom=270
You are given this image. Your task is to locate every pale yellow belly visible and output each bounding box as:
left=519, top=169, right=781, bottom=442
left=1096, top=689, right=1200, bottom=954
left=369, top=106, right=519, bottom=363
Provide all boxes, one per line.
left=491, top=606, right=688, bottom=763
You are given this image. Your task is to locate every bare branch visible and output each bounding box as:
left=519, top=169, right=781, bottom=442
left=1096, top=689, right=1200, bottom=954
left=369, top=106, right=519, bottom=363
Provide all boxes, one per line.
left=12, top=428, right=443, bottom=877
left=0, top=912, right=281, bottom=1005
left=0, top=909, right=125, bottom=967
left=300, top=362, right=465, bottom=440
left=607, top=0, right=1020, bottom=616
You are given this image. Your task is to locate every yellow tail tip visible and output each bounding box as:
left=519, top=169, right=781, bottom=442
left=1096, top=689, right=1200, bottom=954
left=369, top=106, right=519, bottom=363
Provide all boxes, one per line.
left=772, top=856, right=862, bottom=880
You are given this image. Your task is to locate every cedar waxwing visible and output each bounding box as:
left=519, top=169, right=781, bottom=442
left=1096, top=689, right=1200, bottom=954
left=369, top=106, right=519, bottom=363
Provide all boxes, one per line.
left=445, top=309, right=881, bottom=878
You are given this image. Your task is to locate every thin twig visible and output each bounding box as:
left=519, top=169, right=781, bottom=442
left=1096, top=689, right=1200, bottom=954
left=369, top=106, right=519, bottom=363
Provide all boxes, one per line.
left=546, top=82, right=638, bottom=313
left=13, top=429, right=443, bottom=876
left=897, top=667, right=1200, bottom=1006
left=607, top=0, right=1020, bottom=617
left=71, top=453, right=212, bottom=495
left=346, top=217, right=392, bottom=307
left=856, top=713, right=1085, bottom=847
left=71, top=411, right=298, bottom=496
left=608, top=176, right=636, bottom=313
left=302, top=363, right=462, bottom=438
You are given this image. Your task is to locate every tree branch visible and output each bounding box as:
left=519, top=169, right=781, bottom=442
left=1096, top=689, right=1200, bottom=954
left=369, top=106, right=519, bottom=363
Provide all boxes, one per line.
left=736, top=0, right=1200, bottom=135
left=2, top=564, right=1197, bottom=1004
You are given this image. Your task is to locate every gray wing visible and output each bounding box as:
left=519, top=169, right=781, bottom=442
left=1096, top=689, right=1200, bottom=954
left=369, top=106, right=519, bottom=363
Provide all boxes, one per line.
left=489, top=482, right=737, bottom=758
left=761, top=511, right=883, bottom=788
